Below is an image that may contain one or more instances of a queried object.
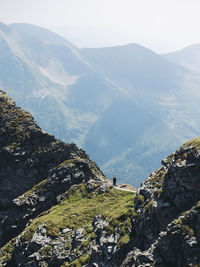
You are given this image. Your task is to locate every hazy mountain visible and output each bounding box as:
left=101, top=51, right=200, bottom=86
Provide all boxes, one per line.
left=81, top=44, right=183, bottom=93
left=163, top=44, right=200, bottom=72
left=1, top=21, right=200, bottom=186
left=81, top=44, right=200, bottom=183
left=0, top=22, right=118, bottom=146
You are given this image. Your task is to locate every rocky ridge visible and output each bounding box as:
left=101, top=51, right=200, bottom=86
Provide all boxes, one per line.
left=0, top=90, right=105, bottom=253
left=0, top=90, right=135, bottom=266
left=1, top=90, right=200, bottom=266
left=126, top=138, right=200, bottom=266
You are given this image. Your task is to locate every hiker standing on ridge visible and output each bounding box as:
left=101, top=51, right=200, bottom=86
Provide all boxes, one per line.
left=113, top=175, right=117, bottom=186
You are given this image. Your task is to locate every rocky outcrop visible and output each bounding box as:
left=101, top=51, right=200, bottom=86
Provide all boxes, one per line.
left=0, top=89, right=105, bottom=248
left=123, top=138, right=200, bottom=266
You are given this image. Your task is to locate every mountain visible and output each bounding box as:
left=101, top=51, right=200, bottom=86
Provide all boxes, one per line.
left=1, top=21, right=200, bottom=186
left=0, top=22, right=117, bottom=145
left=163, top=43, right=200, bottom=72
left=1, top=90, right=200, bottom=266
left=81, top=44, right=200, bottom=184
left=81, top=43, right=183, bottom=93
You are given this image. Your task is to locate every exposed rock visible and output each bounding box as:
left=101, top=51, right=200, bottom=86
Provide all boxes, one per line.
left=0, top=90, right=105, bottom=248
left=123, top=138, right=200, bottom=266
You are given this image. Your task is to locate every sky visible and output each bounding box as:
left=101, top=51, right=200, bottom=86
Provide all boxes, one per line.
left=0, top=0, right=200, bottom=53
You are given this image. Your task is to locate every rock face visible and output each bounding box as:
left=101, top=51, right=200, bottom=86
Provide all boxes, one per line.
left=124, top=138, right=200, bottom=266
left=1, top=90, right=200, bottom=267
left=0, top=89, right=105, bottom=249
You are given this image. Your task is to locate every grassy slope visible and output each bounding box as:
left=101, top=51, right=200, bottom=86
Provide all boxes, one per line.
left=0, top=183, right=136, bottom=266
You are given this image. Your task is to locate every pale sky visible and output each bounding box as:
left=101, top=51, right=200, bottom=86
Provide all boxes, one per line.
left=0, top=0, right=200, bottom=53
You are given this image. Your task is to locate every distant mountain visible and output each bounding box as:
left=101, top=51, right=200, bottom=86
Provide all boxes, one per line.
left=81, top=43, right=183, bottom=93
left=81, top=44, right=200, bottom=184
left=0, top=22, right=118, bottom=145
left=163, top=44, right=200, bottom=72
left=1, top=22, right=200, bottom=186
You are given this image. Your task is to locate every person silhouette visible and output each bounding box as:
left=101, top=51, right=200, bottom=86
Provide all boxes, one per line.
left=113, top=175, right=117, bottom=186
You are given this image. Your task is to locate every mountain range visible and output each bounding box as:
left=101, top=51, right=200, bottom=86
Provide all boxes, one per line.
left=1, top=21, right=200, bottom=186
